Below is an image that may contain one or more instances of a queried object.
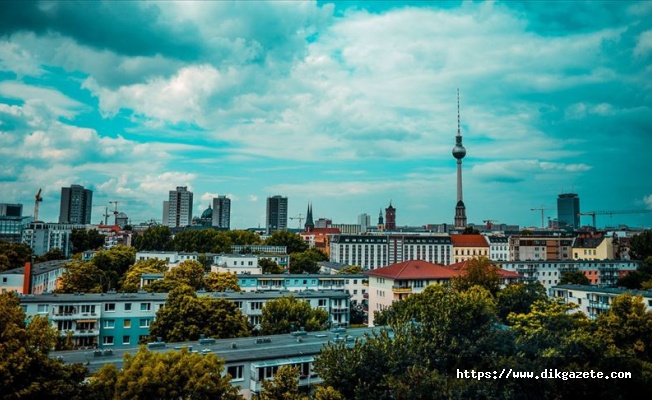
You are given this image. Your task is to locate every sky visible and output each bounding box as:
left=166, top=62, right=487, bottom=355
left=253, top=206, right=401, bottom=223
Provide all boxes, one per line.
left=0, top=0, right=651, bottom=230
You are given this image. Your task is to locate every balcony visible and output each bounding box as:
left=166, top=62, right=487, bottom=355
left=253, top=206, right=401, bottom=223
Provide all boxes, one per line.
left=331, top=307, right=348, bottom=314
left=392, top=286, right=412, bottom=293
left=74, top=329, right=99, bottom=337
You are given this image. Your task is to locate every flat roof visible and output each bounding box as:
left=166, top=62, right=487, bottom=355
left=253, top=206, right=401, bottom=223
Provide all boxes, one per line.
left=50, top=326, right=390, bottom=375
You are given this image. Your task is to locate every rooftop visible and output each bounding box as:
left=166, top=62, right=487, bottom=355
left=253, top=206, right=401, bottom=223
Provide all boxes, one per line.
left=364, top=260, right=462, bottom=280
left=450, top=234, right=489, bottom=247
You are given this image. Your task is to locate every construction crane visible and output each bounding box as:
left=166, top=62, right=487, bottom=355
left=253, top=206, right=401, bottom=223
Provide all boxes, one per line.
left=530, top=205, right=554, bottom=229
left=578, top=209, right=652, bottom=228
left=289, top=214, right=304, bottom=229
left=33, top=188, right=43, bottom=222
left=109, top=201, right=120, bottom=226
left=483, top=219, right=499, bottom=230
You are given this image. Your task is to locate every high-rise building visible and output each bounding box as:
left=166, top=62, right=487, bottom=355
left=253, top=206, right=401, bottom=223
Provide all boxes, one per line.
left=385, top=202, right=396, bottom=231
left=557, top=193, right=580, bottom=229
left=59, top=185, right=93, bottom=224
left=166, top=186, right=193, bottom=228
left=452, top=90, right=467, bottom=229
left=212, top=195, right=231, bottom=229
left=358, top=213, right=371, bottom=233
left=266, top=195, right=288, bottom=235
left=0, top=203, right=28, bottom=243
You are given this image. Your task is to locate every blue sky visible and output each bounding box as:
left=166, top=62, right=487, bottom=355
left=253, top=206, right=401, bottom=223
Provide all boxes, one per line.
left=1, top=1, right=651, bottom=229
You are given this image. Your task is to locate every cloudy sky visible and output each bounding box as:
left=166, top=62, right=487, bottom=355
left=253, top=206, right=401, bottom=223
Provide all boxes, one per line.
left=1, top=0, right=651, bottom=230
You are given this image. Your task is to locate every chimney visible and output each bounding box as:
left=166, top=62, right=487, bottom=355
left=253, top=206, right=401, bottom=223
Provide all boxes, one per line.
left=23, top=261, right=32, bottom=295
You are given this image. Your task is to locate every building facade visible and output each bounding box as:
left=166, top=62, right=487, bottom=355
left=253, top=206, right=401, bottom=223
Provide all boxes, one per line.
left=550, top=284, right=652, bottom=320
left=22, top=222, right=86, bottom=257
left=485, top=235, right=509, bottom=261
left=557, top=193, right=580, bottom=230
left=266, top=195, right=288, bottom=235
left=330, top=234, right=452, bottom=270
left=59, top=185, right=93, bottom=224
left=450, top=234, right=489, bottom=263
left=166, top=186, right=193, bottom=228
left=509, top=234, right=574, bottom=261
left=0, top=203, right=30, bottom=243
left=212, top=195, right=231, bottom=229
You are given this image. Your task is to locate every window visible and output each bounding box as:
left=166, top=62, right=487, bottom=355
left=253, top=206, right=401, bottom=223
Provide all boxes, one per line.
left=124, top=303, right=132, bottom=311
left=140, top=303, right=151, bottom=311
left=104, top=303, right=116, bottom=312
left=251, top=301, right=263, bottom=310
left=103, top=336, right=114, bottom=345
left=123, top=335, right=130, bottom=345
left=2, top=277, right=6, bottom=283
left=104, top=320, right=115, bottom=329
left=124, top=319, right=131, bottom=328
left=318, top=299, right=327, bottom=307
left=227, top=365, right=244, bottom=381
left=139, top=319, right=151, bottom=328
left=37, top=304, right=48, bottom=314
left=353, top=290, right=358, bottom=294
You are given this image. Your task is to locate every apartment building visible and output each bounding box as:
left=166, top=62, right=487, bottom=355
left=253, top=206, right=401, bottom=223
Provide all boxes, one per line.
left=550, top=284, right=652, bottom=320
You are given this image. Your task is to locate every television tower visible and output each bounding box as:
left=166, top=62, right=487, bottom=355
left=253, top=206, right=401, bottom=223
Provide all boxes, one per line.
left=452, top=89, right=467, bottom=229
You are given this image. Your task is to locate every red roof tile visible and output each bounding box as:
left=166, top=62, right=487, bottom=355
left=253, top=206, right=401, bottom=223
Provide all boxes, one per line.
left=364, top=260, right=462, bottom=280
left=450, top=234, right=489, bottom=247
left=445, top=260, right=520, bottom=278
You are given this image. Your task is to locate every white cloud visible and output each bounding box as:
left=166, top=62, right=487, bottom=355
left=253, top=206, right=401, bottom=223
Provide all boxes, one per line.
left=0, top=81, right=87, bottom=118
left=634, top=30, right=652, bottom=57
left=644, top=194, right=652, bottom=210
left=472, top=160, right=592, bottom=182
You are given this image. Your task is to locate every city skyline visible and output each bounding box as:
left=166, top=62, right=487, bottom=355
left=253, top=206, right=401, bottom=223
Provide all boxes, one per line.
left=1, top=1, right=651, bottom=229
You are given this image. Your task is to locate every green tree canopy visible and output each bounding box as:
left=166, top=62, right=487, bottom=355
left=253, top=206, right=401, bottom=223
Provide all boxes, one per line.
left=289, top=248, right=327, bottom=274
left=559, top=270, right=591, bottom=285
left=451, top=256, right=501, bottom=296
left=259, top=258, right=284, bottom=274
left=0, top=240, right=33, bottom=272
left=89, top=346, right=241, bottom=400
left=255, top=365, right=304, bottom=400
left=56, top=260, right=104, bottom=293
left=120, top=258, right=168, bottom=293
left=629, top=230, right=652, bottom=260
left=496, top=282, right=547, bottom=324
left=70, top=229, right=105, bottom=254
left=204, top=271, right=241, bottom=292
left=91, top=245, right=136, bottom=291
left=149, top=284, right=249, bottom=342
left=132, top=226, right=172, bottom=251
left=261, top=295, right=329, bottom=335
left=339, top=265, right=363, bottom=274
left=265, top=231, right=308, bottom=254
left=0, top=292, right=88, bottom=400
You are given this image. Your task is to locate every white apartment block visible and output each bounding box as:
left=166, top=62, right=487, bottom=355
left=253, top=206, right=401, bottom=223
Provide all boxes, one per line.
left=22, top=222, right=87, bottom=257
left=485, top=235, right=509, bottom=261
left=330, top=234, right=452, bottom=270
left=551, top=284, right=652, bottom=320
left=497, top=260, right=640, bottom=292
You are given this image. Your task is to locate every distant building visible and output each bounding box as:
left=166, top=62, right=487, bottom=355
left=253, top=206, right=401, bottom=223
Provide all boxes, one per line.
left=0, top=259, right=68, bottom=295
left=572, top=233, right=615, bottom=260
left=358, top=213, right=371, bottom=234
left=551, top=284, right=652, bottom=320
left=509, top=234, right=574, bottom=261
left=0, top=203, right=30, bottom=243
left=212, top=195, right=231, bottom=229
left=59, top=185, right=93, bottom=224
left=266, top=195, right=288, bottom=235
left=22, top=222, right=86, bottom=257
left=384, top=202, right=396, bottom=231
left=166, top=186, right=193, bottom=228
left=484, top=235, right=509, bottom=261
left=450, top=234, right=489, bottom=263
left=557, top=193, right=580, bottom=230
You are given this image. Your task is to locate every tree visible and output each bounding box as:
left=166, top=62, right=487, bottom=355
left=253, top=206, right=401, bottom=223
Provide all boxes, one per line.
left=256, top=365, right=304, bottom=400
left=451, top=256, right=501, bottom=296
left=289, top=249, right=327, bottom=274
left=37, top=247, right=66, bottom=262
left=339, top=265, right=363, bottom=274
left=57, top=260, right=104, bottom=293
left=559, top=270, right=591, bottom=285
left=259, top=258, right=284, bottom=274
left=617, top=256, right=652, bottom=289
left=0, top=292, right=88, bottom=400
left=91, top=245, right=136, bottom=291
left=349, top=303, right=366, bottom=325
left=0, top=240, right=33, bottom=271
left=630, top=230, right=652, bottom=260
left=197, top=253, right=212, bottom=272
left=132, top=226, right=173, bottom=251
left=496, top=282, right=547, bottom=324
left=595, top=293, right=652, bottom=361
left=265, top=231, right=308, bottom=254
left=120, top=258, right=168, bottom=293
left=165, top=260, right=206, bottom=290
left=313, top=386, right=344, bottom=400
left=261, top=295, right=329, bottom=335
left=89, top=346, right=242, bottom=400
left=70, top=229, right=105, bottom=254
left=149, top=284, right=249, bottom=342
left=205, top=271, right=241, bottom=292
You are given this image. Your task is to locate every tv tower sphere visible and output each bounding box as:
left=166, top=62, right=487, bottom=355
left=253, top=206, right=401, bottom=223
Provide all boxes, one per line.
left=452, top=142, right=466, bottom=159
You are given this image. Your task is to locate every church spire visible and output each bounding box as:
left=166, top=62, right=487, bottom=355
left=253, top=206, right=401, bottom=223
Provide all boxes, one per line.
left=304, top=202, right=314, bottom=232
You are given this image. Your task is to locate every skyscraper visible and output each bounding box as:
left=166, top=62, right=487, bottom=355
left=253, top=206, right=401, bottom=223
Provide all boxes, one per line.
left=358, top=213, right=371, bottom=234
left=166, top=186, right=193, bottom=228
left=266, top=195, right=288, bottom=235
left=452, top=89, right=467, bottom=229
left=557, top=193, right=580, bottom=229
left=59, top=184, right=93, bottom=224
left=212, top=195, right=231, bottom=229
